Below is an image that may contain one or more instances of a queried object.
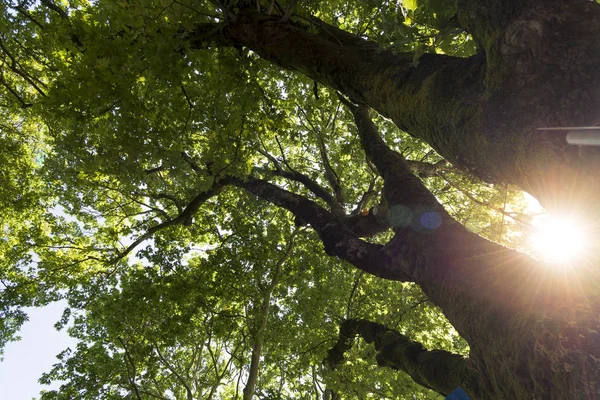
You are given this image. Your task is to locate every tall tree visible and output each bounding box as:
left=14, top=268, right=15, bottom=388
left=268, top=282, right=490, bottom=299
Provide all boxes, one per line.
left=1, top=0, right=599, bottom=398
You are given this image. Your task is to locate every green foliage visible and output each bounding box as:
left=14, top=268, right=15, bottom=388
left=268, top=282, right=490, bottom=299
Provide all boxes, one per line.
left=0, top=0, right=536, bottom=398
left=308, top=0, right=476, bottom=57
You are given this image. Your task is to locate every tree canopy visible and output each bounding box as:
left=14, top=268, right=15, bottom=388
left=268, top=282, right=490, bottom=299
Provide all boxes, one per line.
left=1, top=0, right=600, bottom=398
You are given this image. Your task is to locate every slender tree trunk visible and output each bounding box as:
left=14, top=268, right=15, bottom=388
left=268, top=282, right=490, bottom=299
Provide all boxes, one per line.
left=243, top=232, right=296, bottom=399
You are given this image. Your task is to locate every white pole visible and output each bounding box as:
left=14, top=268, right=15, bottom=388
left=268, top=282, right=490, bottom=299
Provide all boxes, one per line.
left=566, top=129, right=600, bottom=146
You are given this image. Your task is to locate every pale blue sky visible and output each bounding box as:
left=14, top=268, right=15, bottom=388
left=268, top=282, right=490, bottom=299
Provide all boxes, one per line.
left=0, top=302, right=77, bottom=400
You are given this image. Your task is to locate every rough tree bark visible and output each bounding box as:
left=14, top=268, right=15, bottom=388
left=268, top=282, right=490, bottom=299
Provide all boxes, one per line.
left=339, top=102, right=600, bottom=399
left=325, top=319, right=475, bottom=397
left=232, top=101, right=600, bottom=399
left=179, top=0, right=600, bottom=397
left=192, top=0, right=600, bottom=215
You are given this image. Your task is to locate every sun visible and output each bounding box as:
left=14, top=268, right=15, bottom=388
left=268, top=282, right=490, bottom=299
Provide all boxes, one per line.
left=530, top=215, right=587, bottom=263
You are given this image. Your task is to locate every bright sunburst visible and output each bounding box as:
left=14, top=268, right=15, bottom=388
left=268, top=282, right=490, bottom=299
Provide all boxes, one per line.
left=531, top=215, right=587, bottom=263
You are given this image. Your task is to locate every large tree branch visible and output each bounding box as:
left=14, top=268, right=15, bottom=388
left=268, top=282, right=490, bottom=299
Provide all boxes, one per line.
left=190, top=6, right=600, bottom=211
left=255, top=146, right=345, bottom=215
left=338, top=99, right=600, bottom=398
left=204, top=11, right=487, bottom=173
left=325, top=319, right=477, bottom=397
left=112, top=179, right=225, bottom=262
left=268, top=167, right=344, bottom=215
left=340, top=99, right=446, bottom=214
left=115, top=168, right=392, bottom=274
left=231, top=177, right=411, bottom=281
left=267, top=170, right=392, bottom=237
left=257, top=146, right=390, bottom=232
left=262, top=165, right=392, bottom=237
left=188, top=14, right=485, bottom=169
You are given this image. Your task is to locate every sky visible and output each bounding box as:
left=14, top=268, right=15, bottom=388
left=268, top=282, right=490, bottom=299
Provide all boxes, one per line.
left=0, top=301, right=77, bottom=400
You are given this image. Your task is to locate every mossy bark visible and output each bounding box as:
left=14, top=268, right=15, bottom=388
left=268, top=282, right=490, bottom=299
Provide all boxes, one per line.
left=213, top=2, right=600, bottom=214
left=233, top=166, right=600, bottom=399
left=326, top=319, right=478, bottom=397
left=191, top=2, right=600, bottom=398
left=344, top=97, right=600, bottom=399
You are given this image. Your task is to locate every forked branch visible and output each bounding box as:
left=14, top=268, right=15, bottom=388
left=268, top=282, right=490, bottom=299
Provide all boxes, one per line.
left=232, top=176, right=411, bottom=281
left=111, top=179, right=226, bottom=263
left=256, top=147, right=345, bottom=215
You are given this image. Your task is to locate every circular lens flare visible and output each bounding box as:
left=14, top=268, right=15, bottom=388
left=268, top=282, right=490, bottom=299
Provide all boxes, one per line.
left=531, top=216, right=586, bottom=263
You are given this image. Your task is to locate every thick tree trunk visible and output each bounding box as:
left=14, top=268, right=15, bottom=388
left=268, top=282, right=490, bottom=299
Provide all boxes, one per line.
left=345, top=102, right=600, bottom=399
left=231, top=105, right=600, bottom=398
left=186, top=1, right=600, bottom=398
left=208, top=1, right=600, bottom=214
